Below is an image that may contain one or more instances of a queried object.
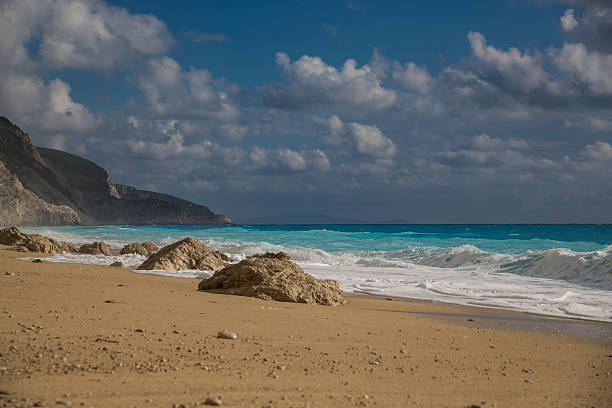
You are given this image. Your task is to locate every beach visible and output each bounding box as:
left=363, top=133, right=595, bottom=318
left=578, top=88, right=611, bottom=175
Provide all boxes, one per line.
left=1, top=245, right=611, bottom=407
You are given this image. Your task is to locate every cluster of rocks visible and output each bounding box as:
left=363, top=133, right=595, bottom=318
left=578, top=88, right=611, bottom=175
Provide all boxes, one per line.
left=1, top=226, right=345, bottom=306
left=0, top=226, right=77, bottom=254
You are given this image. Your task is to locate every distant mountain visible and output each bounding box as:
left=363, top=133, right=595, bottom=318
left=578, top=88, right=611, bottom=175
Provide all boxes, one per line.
left=0, top=116, right=230, bottom=226
left=236, top=210, right=361, bottom=225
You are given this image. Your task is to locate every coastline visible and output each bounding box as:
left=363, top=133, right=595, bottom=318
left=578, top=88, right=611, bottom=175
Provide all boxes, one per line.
left=1, top=245, right=611, bottom=407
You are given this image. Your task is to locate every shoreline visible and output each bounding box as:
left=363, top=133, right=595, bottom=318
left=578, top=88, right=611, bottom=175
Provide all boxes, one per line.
left=14, top=246, right=612, bottom=331
left=346, top=292, right=612, bottom=340
left=1, top=246, right=611, bottom=407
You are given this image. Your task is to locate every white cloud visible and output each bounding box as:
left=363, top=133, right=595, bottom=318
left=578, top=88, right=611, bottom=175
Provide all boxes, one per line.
left=438, top=134, right=530, bottom=167
left=42, top=0, right=172, bottom=70
left=348, top=122, right=397, bottom=158
left=277, top=148, right=307, bottom=171
left=551, top=42, right=612, bottom=94
left=467, top=31, right=548, bottom=92
left=261, top=52, right=397, bottom=110
left=0, top=72, right=97, bottom=133
left=0, top=0, right=173, bottom=71
left=318, top=116, right=396, bottom=158
left=581, top=141, right=612, bottom=161
left=137, top=57, right=240, bottom=120
left=561, top=9, right=578, bottom=31
left=392, top=62, right=433, bottom=94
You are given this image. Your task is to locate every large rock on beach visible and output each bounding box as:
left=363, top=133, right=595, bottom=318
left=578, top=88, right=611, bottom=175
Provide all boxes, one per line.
left=78, top=241, right=112, bottom=256
left=120, top=242, right=159, bottom=256
left=0, top=226, right=77, bottom=253
left=199, top=252, right=345, bottom=306
left=137, top=237, right=231, bottom=271
left=0, top=226, right=29, bottom=246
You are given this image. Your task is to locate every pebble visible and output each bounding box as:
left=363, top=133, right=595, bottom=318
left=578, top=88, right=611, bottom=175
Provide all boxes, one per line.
left=204, top=396, right=223, bottom=406
left=32, top=259, right=43, bottom=263
left=56, top=400, right=71, bottom=406
left=217, top=330, right=237, bottom=339
left=4, top=271, right=14, bottom=275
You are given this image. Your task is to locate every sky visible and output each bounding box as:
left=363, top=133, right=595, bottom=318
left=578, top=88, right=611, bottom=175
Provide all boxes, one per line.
left=1, top=0, right=611, bottom=223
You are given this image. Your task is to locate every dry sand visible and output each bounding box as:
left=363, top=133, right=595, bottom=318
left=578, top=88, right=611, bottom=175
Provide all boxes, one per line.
left=0, top=246, right=610, bottom=407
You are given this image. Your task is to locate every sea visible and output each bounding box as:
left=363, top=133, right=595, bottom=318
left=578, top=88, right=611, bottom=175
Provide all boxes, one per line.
left=19, top=224, right=612, bottom=322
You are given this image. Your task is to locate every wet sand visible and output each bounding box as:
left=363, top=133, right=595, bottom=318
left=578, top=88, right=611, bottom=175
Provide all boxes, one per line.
left=1, top=246, right=611, bottom=407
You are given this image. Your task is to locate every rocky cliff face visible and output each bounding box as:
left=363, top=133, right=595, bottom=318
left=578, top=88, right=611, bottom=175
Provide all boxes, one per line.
left=0, top=161, right=80, bottom=226
left=0, top=117, right=231, bottom=226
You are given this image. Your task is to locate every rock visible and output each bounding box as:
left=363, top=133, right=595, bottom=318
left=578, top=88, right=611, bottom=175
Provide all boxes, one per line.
left=137, top=237, right=230, bottom=271
left=217, top=330, right=237, bottom=339
left=199, top=252, right=346, bottom=306
left=204, top=396, right=222, bottom=406
left=119, top=242, right=158, bottom=256
left=0, top=227, right=77, bottom=254
left=78, top=242, right=111, bottom=256
left=32, top=259, right=42, bottom=263
left=142, top=241, right=159, bottom=253
left=0, top=226, right=29, bottom=246
left=26, top=234, right=78, bottom=253
left=109, top=261, right=126, bottom=268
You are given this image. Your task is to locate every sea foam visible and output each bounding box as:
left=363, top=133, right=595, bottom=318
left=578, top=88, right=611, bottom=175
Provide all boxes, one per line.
left=18, top=225, right=612, bottom=322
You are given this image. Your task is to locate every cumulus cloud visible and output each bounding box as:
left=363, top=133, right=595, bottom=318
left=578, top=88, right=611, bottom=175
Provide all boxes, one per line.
left=438, top=134, right=531, bottom=167
left=561, top=9, right=578, bottom=31
left=318, top=116, right=396, bottom=158
left=260, top=52, right=397, bottom=110
left=248, top=147, right=331, bottom=173
left=392, top=62, right=434, bottom=94
left=581, top=141, right=612, bottom=161
left=550, top=42, right=612, bottom=93
left=0, top=0, right=173, bottom=71
left=558, top=4, right=612, bottom=52
left=0, top=72, right=98, bottom=133
left=136, top=57, right=240, bottom=120
left=467, top=31, right=548, bottom=93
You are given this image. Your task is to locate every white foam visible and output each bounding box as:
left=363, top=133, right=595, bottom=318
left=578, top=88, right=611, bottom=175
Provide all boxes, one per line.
left=17, top=231, right=612, bottom=322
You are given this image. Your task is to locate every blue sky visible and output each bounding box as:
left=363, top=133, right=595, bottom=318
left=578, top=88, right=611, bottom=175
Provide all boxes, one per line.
left=1, top=0, right=611, bottom=222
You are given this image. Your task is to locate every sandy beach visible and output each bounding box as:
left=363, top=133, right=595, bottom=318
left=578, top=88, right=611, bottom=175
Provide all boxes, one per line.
left=1, top=245, right=611, bottom=408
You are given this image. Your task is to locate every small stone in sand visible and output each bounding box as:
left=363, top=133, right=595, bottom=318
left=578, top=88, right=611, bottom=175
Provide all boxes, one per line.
left=217, top=330, right=237, bottom=339
left=109, top=261, right=126, bottom=268
left=32, top=259, right=42, bottom=263
left=204, top=396, right=222, bottom=406
left=55, top=400, right=71, bottom=406
left=4, top=271, right=14, bottom=275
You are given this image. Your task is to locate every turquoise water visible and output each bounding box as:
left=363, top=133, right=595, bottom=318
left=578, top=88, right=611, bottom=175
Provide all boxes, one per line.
left=24, top=224, right=612, bottom=254
left=21, top=224, right=612, bottom=321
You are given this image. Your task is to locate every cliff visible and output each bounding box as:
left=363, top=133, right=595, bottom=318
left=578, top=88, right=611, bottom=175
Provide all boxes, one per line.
left=0, top=117, right=231, bottom=226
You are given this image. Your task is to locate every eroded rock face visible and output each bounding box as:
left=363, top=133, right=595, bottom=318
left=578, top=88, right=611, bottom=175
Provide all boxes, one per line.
left=0, top=226, right=29, bottom=246
left=78, top=241, right=111, bottom=256
left=137, top=237, right=231, bottom=271
left=199, top=252, right=345, bottom=306
left=120, top=242, right=159, bottom=256
left=142, top=242, right=159, bottom=254
left=0, top=226, right=77, bottom=253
